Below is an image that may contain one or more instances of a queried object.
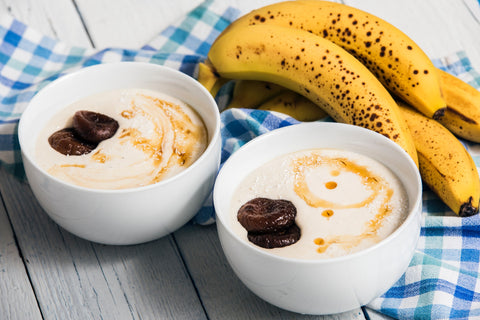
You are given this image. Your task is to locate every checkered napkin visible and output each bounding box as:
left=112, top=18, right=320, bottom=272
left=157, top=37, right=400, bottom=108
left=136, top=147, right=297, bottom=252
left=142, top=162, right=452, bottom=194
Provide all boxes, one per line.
left=2, top=0, right=480, bottom=318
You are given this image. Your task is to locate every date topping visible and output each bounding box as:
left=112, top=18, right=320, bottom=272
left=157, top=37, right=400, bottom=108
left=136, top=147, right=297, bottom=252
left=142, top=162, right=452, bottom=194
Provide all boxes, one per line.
left=237, top=197, right=300, bottom=249
left=48, top=111, right=119, bottom=156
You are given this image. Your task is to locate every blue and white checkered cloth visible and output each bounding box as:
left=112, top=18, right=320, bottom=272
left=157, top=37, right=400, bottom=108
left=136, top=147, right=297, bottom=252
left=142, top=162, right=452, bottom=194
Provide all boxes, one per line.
left=2, top=1, right=480, bottom=318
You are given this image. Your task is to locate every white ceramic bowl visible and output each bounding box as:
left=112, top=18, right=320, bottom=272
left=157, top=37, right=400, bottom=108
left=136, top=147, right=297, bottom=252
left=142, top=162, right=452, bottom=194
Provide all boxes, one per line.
left=18, top=62, right=221, bottom=245
left=213, top=122, right=422, bottom=315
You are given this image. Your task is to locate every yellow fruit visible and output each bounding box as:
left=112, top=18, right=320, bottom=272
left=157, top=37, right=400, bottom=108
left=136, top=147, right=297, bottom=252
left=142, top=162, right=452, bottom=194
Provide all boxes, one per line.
left=399, top=102, right=480, bottom=216
left=197, top=61, right=228, bottom=97
left=257, top=90, right=328, bottom=121
left=435, top=68, right=480, bottom=143
left=228, top=0, right=446, bottom=119
left=207, top=24, right=418, bottom=165
left=227, top=80, right=284, bottom=109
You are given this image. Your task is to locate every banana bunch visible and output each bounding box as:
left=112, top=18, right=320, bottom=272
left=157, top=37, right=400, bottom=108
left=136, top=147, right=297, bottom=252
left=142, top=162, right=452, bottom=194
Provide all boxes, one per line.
left=224, top=0, right=446, bottom=119
left=207, top=23, right=418, bottom=164
left=198, top=0, right=480, bottom=216
left=398, top=102, right=480, bottom=216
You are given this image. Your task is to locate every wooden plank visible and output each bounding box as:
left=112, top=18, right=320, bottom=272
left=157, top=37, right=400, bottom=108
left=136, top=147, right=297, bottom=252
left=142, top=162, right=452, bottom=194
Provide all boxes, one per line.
left=0, top=167, right=206, bottom=320
left=0, top=190, right=43, bottom=320
left=0, top=0, right=92, bottom=47
left=174, top=223, right=366, bottom=320
left=91, top=239, right=207, bottom=320
left=464, top=0, right=480, bottom=24
left=73, top=0, right=316, bottom=49
left=74, top=0, right=204, bottom=48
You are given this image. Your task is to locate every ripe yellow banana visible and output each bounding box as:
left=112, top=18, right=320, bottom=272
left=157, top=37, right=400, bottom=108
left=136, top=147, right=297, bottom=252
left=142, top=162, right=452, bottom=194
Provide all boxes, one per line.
left=207, top=24, right=418, bottom=165
left=227, top=0, right=446, bottom=119
left=197, top=61, right=228, bottom=97
left=257, top=90, right=328, bottom=121
left=435, top=68, right=480, bottom=143
left=227, top=80, right=284, bottom=109
left=399, top=103, right=480, bottom=217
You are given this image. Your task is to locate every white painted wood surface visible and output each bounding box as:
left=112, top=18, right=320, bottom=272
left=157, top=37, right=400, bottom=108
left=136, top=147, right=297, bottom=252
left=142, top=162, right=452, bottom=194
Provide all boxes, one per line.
left=0, top=0, right=478, bottom=319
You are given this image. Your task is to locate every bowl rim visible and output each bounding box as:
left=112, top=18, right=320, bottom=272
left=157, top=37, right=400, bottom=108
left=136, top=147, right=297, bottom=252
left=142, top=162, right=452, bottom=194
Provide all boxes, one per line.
left=213, top=122, right=422, bottom=265
left=18, top=61, right=221, bottom=194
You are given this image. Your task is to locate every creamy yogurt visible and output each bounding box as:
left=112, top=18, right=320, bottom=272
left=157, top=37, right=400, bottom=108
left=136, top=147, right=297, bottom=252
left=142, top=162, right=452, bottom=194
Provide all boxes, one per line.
left=35, top=88, right=208, bottom=190
left=230, top=148, right=409, bottom=259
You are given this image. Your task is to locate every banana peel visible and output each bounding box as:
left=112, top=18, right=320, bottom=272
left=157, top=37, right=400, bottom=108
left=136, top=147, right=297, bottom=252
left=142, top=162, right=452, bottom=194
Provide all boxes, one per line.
left=436, top=68, right=480, bottom=143
left=399, top=102, right=480, bottom=217
left=226, top=80, right=285, bottom=110
left=257, top=90, right=328, bottom=121
left=197, top=61, right=228, bottom=97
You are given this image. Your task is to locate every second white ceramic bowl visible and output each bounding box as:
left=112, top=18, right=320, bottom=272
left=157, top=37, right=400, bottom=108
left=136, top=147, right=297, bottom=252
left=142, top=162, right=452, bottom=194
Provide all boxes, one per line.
left=213, top=122, right=422, bottom=315
left=18, top=62, right=221, bottom=245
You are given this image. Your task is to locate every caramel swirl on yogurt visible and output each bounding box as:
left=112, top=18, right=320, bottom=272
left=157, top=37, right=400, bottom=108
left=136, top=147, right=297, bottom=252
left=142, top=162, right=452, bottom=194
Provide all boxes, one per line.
left=35, top=89, right=208, bottom=190
left=292, top=154, right=386, bottom=209
left=230, top=148, right=408, bottom=259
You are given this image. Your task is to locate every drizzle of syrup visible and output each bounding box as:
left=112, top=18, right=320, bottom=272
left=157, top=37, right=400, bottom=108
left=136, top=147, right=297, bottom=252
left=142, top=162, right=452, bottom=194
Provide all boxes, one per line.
left=117, top=94, right=205, bottom=183
left=91, top=149, right=108, bottom=163
left=325, top=181, right=337, bottom=189
left=321, top=209, right=334, bottom=218
left=290, top=152, right=395, bottom=255
left=292, top=155, right=382, bottom=209
left=59, top=164, right=86, bottom=168
left=330, top=169, right=340, bottom=177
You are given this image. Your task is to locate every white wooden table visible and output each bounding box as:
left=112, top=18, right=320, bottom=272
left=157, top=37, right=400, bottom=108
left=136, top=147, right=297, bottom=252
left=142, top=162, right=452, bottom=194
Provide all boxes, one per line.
left=1, top=0, right=479, bottom=319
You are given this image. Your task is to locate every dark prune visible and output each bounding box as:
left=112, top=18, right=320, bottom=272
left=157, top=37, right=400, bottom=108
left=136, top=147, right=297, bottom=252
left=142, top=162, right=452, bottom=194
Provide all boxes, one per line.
left=48, top=128, right=97, bottom=155
left=237, top=197, right=296, bottom=233
left=247, top=224, right=301, bottom=249
left=238, top=197, right=301, bottom=249
left=73, top=110, right=119, bottom=144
